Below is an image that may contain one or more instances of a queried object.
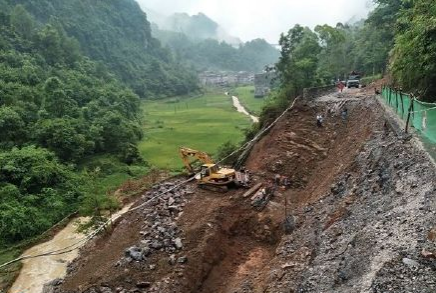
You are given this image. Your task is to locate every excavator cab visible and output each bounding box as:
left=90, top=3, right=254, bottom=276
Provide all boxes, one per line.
left=199, top=164, right=216, bottom=178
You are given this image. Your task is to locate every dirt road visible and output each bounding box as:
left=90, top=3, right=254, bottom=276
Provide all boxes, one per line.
left=231, top=95, right=259, bottom=123
left=49, top=88, right=436, bottom=293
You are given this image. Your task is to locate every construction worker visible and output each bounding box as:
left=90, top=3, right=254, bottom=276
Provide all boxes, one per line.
left=316, top=114, right=323, bottom=127
left=338, top=80, right=345, bottom=92
left=274, top=174, right=281, bottom=186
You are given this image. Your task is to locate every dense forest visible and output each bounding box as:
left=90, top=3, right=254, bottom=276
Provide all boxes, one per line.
left=154, top=29, right=280, bottom=72
left=1, top=0, right=199, bottom=98
left=260, top=0, right=435, bottom=127
left=0, top=1, right=166, bottom=245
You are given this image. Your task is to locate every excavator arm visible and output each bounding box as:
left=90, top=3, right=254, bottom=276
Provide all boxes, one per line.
left=179, top=147, right=215, bottom=174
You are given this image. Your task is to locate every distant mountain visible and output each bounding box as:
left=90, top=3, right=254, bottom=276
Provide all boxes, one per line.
left=143, top=8, right=279, bottom=72
left=145, top=9, right=242, bottom=46
left=153, top=28, right=280, bottom=72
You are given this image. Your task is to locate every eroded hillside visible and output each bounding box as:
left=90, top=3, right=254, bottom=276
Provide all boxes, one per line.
left=49, top=89, right=436, bottom=293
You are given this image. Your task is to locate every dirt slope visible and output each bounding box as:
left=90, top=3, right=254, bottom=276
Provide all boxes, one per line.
left=51, top=89, right=436, bottom=293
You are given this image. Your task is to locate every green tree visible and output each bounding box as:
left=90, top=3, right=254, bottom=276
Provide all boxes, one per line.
left=315, top=24, right=347, bottom=82
left=79, top=168, right=118, bottom=225
left=390, top=0, right=436, bottom=101
left=10, top=5, right=35, bottom=39
left=32, top=118, right=92, bottom=162
left=36, top=24, right=64, bottom=65
left=0, top=146, right=82, bottom=243
left=43, top=77, right=80, bottom=118
left=0, top=106, right=26, bottom=148
left=277, top=25, right=321, bottom=97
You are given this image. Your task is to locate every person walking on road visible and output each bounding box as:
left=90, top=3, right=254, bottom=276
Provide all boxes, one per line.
left=338, top=80, right=345, bottom=93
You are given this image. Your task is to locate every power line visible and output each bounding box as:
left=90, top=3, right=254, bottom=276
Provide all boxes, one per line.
left=0, top=96, right=301, bottom=269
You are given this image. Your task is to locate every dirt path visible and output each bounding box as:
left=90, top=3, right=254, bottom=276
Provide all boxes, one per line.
left=231, top=95, right=259, bottom=123
left=49, top=88, right=436, bottom=293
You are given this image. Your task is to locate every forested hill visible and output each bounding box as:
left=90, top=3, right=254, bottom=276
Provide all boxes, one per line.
left=2, top=0, right=199, bottom=98
left=144, top=8, right=279, bottom=72
left=0, top=3, right=150, bottom=243
left=150, top=11, right=242, bottom=46
left=153, top=26, right=280, bottom=72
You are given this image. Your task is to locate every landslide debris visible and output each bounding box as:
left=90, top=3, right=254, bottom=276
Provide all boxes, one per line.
left=49, top=89, right=436, bottom=293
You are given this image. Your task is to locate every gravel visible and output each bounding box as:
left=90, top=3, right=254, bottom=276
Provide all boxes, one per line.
left=267, top=129, right=436, bottom=293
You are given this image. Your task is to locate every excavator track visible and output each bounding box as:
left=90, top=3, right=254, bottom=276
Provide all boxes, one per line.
left=198, top=183, right=229, bottom=193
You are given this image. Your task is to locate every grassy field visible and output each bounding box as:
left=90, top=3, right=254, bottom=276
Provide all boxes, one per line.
left=232, top=86, right=269, bottom=116
left=138, top=91, right=252, bottom=170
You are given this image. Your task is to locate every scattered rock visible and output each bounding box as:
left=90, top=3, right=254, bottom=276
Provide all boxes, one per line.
left=421, top=249, right=436, bottom=259
left=169, top=254, right=176, bottom=265
left=174, top=238, right=183, bottom=250
left=402, top=257, right=420, bottom=269
left=428, top=226, right=436, bottom=242
left=136, top=281, right=151, bottom=288
left=177, top=256, right=188, bottom=264
left=125, top=247, right=143, bottom=261
left=100, top=287, right=113, bottom=293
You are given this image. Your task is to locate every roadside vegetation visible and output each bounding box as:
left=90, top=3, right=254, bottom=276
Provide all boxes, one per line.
left=260, top=0, right=436, bottom=130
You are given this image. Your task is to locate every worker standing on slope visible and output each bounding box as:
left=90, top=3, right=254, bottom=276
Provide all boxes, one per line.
left=341, top=107, right=348, bottom=123
left=316, top=114, right=323, bottom=127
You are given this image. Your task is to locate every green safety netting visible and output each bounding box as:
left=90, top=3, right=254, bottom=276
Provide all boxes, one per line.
left=381, top=87, right=436, bottom=143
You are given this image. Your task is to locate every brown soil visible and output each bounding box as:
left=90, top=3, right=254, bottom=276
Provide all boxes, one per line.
left=59, top=185, right=282, bottom=293
left=56, top=88, right=407, bottom=293
left=246, top=92, right=378, bottom=209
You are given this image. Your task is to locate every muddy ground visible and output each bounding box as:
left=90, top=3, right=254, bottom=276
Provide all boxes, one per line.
left=49, top=88, right=436, bottom=293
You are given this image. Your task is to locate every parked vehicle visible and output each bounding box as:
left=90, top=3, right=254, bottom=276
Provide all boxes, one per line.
left=346, top=73, right=360, bottom=88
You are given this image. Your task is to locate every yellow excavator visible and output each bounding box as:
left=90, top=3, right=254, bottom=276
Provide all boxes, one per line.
left=179, top=147, right=248, bottom=191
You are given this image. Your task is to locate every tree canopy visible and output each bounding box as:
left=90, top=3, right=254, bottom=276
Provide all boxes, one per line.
left=0, top=3, right=146, bottom=244
left=5, top=0, right=199, bottom=98
left=153, top=27, right=280, bottom=72
left=390, top=0, right=436, bottom=99
left=260, top=0, right=436, bottom=131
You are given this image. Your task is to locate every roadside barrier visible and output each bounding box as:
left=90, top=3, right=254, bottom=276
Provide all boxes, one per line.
left=381, top=86, right=436, bottom=143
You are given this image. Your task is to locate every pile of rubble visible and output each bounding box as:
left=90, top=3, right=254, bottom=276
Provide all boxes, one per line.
left=264, top=130, right=436, bottom=293
left=48, top=180, right=194, bottom=293
left=120, top=181, right=191, bottom=269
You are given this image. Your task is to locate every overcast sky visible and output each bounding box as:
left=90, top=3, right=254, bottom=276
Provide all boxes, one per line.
left=136, top=0, right=374, bottom=43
